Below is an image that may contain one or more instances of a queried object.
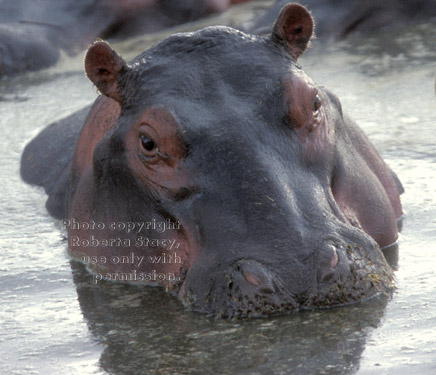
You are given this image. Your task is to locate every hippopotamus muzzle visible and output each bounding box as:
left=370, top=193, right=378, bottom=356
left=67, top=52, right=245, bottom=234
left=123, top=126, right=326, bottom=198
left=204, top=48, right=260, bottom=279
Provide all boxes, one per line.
left=21, top=3, right=402, bottom=318
left=176, top=168, right=395, bottom=317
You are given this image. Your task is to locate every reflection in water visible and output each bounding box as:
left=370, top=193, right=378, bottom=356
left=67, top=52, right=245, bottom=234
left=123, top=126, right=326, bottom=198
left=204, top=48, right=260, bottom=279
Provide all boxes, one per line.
left=382, top=243, right=399, bottom=271
left=71, top=261, right=390, bottom=375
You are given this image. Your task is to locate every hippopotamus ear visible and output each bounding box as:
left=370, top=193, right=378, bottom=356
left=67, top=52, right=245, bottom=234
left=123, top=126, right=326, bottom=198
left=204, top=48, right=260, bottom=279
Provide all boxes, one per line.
left=84, top=41, right=128, bottom=104
left=271, top=3, right=314, bottom=60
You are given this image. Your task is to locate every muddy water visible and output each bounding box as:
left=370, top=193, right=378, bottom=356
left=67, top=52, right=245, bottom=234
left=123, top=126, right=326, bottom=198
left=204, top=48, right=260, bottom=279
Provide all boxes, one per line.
left=1, top=3, right=435, bottom=374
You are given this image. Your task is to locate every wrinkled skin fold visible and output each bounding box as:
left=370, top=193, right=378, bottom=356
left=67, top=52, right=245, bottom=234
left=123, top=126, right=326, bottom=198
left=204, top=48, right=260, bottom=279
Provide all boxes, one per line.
left=21, top=3, right=403, bottom=318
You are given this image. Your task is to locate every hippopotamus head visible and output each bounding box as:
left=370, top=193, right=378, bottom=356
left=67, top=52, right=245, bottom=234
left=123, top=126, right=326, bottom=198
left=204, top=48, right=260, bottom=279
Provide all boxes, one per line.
left=68, top=4, right=402, bottom=317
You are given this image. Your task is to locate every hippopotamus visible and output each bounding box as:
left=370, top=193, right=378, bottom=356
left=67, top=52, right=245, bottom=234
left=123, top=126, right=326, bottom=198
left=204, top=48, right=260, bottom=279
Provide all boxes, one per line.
left=249, top=0, right=436, bottom=38
left=0, top=0, right=249, bottom=76
left=21, top=3, right=403, bottom=318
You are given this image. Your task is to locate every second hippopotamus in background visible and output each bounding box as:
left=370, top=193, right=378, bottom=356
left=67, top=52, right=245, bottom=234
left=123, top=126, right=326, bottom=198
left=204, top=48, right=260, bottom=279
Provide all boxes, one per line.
left=0, top=0, right=250, bottom=76
left=249, top=0, right=436, bottom=38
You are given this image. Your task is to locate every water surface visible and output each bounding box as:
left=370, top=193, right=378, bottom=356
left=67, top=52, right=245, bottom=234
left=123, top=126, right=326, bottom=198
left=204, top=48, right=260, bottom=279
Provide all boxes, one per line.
left=1, top=3, right=435, bottom=374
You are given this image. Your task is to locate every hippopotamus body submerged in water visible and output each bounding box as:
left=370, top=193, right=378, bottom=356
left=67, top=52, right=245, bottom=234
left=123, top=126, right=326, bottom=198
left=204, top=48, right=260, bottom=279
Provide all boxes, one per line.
left=22, top=3, right=403, bottom=318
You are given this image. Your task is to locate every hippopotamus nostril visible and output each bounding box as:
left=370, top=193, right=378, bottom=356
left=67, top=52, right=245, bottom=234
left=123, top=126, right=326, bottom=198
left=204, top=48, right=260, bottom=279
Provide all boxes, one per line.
left=330, top=247, right=339, bottom=269
left=318, top=244, right=340, bottom=283
left=236, top=260, right=276, bottom=295
left=242, top=271, right=260, bottom=286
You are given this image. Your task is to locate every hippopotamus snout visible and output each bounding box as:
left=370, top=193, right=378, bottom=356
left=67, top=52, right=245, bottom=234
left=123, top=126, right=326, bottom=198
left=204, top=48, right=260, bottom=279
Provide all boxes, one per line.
left=180, top=259, right=298, bottom=317
left=180, top=241, right=348, bottom=317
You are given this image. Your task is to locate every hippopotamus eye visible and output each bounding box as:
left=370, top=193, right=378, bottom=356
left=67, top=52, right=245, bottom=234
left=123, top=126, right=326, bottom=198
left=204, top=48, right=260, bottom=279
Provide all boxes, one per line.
left=140, top=135, right=158, bottom=156
left=313, top=94, right=322, bottom=112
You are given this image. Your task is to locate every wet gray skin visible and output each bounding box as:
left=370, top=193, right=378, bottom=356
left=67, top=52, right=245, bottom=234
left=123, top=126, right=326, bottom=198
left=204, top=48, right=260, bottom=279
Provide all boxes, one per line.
left=21, top=5, right=400, bottom=318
